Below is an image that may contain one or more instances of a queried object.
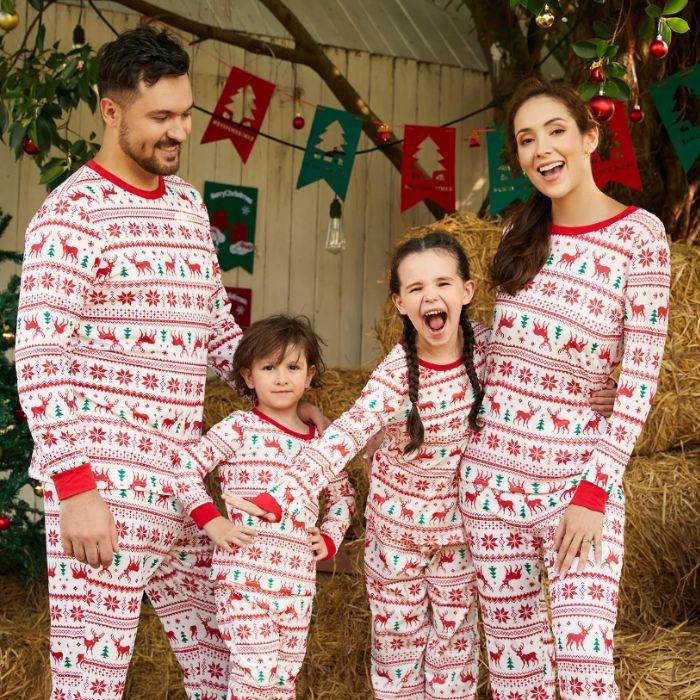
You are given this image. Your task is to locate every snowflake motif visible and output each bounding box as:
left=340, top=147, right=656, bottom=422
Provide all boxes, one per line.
left=61, top=278, right=76, bottom=296
left=54, top=200, right=70, bottom=214
left=592, top=679, right=608, bottom=696
left=126, top=597, right=140, bottom=613
left=494, top=607, right=510, bottom=623
left=506, top=439, right=521, bottom=457
left=289, top=555, right=302, bottom=569
left=486, top=434, right=501, bottom=450
left=554, top=450, right=572, bottom=465
left=588, top=583, right=606, bottom=601
left=617, top=225, right=634, bottom=242
left=587, top=297, right=604, bottom=316
left=115, top=369, right=133, bottom=386
left=145, top=290, right=161, bottom=307
left=88, top=364, right=107, bottom=380
left=455, top=637, right=470, bottom=652
left=565, top=379, right=582, bottom=395
left=88, top=427, right=107, bottom=443
left=182, top=293, right=193, bottom=309
left=390, top=638, right=404, bottom=650
left=127, top=222, right=143, bottom=237
left=236, top=624, right=251, bottom=640
left=163, top=224, right=175, bottom=238
left=88, top=289, right=108, bottom=305
left=395, top=472, right=408, bottom=486
left=89, top=680, right=107, bottom=696
left=166, top=378, right=180, bottom=394
left=540, top=281, right=558, bottom=297
left=657, top=248, right=669, bottom=266
left=506, top=532, right=524, bottom=549
left=631, top=348, right=645, bottom=365
left=564, top=287, right=581, bottom=305
left=107, top=223, right=122, bottom=237
left=166, top=291, right=178, bottom=307
left=114, top=431, right=130, bottom=447
left=611, top=519, right=622, bottom=535
left=637, top=247, right=654, bottom=267
left=117, top=291, right=136, bottom=305
left=498, top=361, right=515, bottom=378
left=40, top=272, right=55, bottom=289
left=569, top=676, right=584, bottom=695
left=531, top=685, right=548, bottom=700
left=142, top=373, right=159, bottom=390
left=42, top=360, right=59, bottom=376
left=540, top=373, right=557, bottom=391
left=103, top=594, right=120, bottom=612
left=517, top=603, right=535, bottom=621
left=413, top=635, right=427, bottom=648
left=613, top=425, right=628, bottom=442
left=561, top=582, right=578, bottom=600
left=49, top=604, right=63, bottom=621
left=47, top=529, right=60, bottom=546
left=23, top=274, right=36, bottom=291
left=21, top=365, right=35, bottom=381
left=257, top=469, right=273, bottom=485
left=506, top=692, right=524, bottom=700
left=414, top=479, right=430, bottom=492
left=481, top=534, right=498, bottom=551
left=183, top=380, right=194, bottom=396
left=518, top=367, right=533, bottom=384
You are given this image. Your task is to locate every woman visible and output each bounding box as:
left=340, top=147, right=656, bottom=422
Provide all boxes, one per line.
left=460, top=79, right=670, bottom=700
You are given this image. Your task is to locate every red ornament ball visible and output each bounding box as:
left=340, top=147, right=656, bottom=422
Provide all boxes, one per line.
left=22, top=136, right=40, bottom=156
left=292, top=115, right=305, bottom=130
left=589, top=94, right=615, bottom=123
left=650, top=36, right=668, bottom=59
left=13, top=406, right=26, bottom=422
left=629, top=106, right=645, bottom=124
left=377, top=123, right=391, bottom=143
left=589, top=66, right=605, bottom=84
left=0, top=515, right=10, bottom=531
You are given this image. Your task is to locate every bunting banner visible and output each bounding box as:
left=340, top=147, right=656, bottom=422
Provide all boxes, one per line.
left=225, top=287, right=252, bottom=330
left=296, top=106, right=363, bottom=200
left=649, top=63, right=700, bottom=173
left=204, top=181, right=257, bottom=274
left=201, top=66, right=275, bottom=163
left=486, top=125, right=533, bottom=216
left=591, top=101, right=642, bottom=191
left=401, top=125, right=456, bottom=212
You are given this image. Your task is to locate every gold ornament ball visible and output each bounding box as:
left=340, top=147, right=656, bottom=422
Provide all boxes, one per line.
left=2, top=324, right=15, bottom=346
left=0, top=11, right=20, bottom=31
left=536, top=5, right=555, bottom=29
left=33, top=482, right=44, bottom=497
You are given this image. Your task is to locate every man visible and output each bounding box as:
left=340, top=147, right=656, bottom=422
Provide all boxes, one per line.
left=15, top=26, right=322, bottom=700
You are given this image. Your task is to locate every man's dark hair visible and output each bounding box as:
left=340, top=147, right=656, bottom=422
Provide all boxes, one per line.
left=97, top=25, right=189, bottom=101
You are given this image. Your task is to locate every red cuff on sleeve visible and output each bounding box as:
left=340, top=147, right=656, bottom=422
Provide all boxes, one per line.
left=191, top=502, right=221, bottom=529
left=250, top=493, right=283, bottom=522
left=571, top=479, right=608, bottom=513
left=52, top=463, right=97, bottom=501
left=321, top=534, right=336, bottom=560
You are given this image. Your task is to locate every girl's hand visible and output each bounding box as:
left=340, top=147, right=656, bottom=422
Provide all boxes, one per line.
left=222, top=493, right=277, bottom=521
left=298, top=401, right=331, bottom=435
left=589, top=377, right=617, bottom=418
left=307, top=526, right=329, bottom=561
left=363, top=429, right=385, bottom=477
left=554, top=504, right=604, bottom=576
left=203, top=516, right=255, bottom=552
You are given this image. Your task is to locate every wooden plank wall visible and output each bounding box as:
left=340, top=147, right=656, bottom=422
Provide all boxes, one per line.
left=0, top=0, right=492, bottom=367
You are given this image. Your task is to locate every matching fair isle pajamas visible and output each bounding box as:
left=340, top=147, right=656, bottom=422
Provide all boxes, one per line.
left=253, top=332, right=490, bottom=700
left=460, top=207, right=670, bottom=700
left=15, top=160, right=243, bottom=700
left=174, top=408, right=355, bottom=699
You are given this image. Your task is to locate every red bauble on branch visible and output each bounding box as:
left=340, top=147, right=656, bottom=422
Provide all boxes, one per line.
left=292, top=114, right=305, bottom=130
left=22, top=136, right=40, bottom=156
left=589, top=94, right=615, bottom=123
left=377, top=122, right=391, bottom=143
left=13, top=406, right=26, bottom=422
left=629, top=105, right=645, bottom=123
left=650, top=35, right=669, bottom=59
left=0, top=514, right=11, bottom=531
left=589, top=66, right=605, bottom=84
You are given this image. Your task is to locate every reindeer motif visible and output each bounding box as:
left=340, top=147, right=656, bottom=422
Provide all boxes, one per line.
left=496, top=311, right=517, bottom=336
left=460, top=670, right=477, bottom=685
left=201, top=616, right=220, bottom=640
left=331, top=443, right=350, bottom=458
left=110, top=635, right=131, bottom=659
left=24, top=315, right=44, bottom=338
left=559, top=333, right=587, bottom=357
left=398, top=558, right=420, bottom=576
left=524, top=494, right=545, bottom=513
left=101, top=185, right=117, bottom=200
left=375, top=668, right=393, bottom=683
left=126, top=403, right=149, bottom=425
left=475, top=568, right=493, bottom=592
left=532, top=320, right=552, bottom=350
left=500, top=564, right=523, bottom=591
left=374, top=611, right=392, bottom=630
left=399, top=500, right=414, bottom=521
left=602, top=551, right=620, bottom=570
left=133, top=329, right=157, bottom=351
left=617, top=381, right=635, bottom=398
left=583, top=413, right=602, bottom=434
left=50, top=649, right=64, bottom=665
left=164, top=255, right=177, bottom=274
left=126, top=254, right=153, bottom=275
left=599, top=346, right=612, bottom=362
left=290, top=514, right=307, bottom=534
left=372, top=491, right=391, bottom=508
left=95, top=257, right=116, bottom=281
left=70, top=564, right=88, bottom=579
left=29, top=232, right=49, bottom=257
left=438, top=612, right=456, bottom=634
left=170, top=332, right=188, bottom=356
left=514, top=402, right=538, bottom=426
left=97, top=326, right=123, bottom=352
left=566, top=622, right=593, bottom=650
left=429, top=674, right=448, bottom=687
left=417, top=399, right=435, bottom=411
left=30, top=393, right=52, bottom=420
left=487, top=393, right=501, bottom=418
left=53, top=318, right=68, bottom=334
left=244, top=575, right=263, bottom=591
left=430, top=504, right=451, bottom=524
left=437, top=550, right=455, bottom=569
left=508, top=478, right=526, bottom=494
left=592, top=253, right=611, bottom=282
left=92, top=466, right=116, bottom=490
left=58, top=234, right=79, bottom=263
left=599, top=625, right=614, bottom=653
left=594, top=466, right=609, bottom=490
left=548, top=409, right=570, bottom=433
left=629, top=294, right=646, bottom=321
left=58, top=392, right=78, bottom=412
left=473, top=471, right=491, bottom=490
left=264, top=437, right=286, bottom=459
left=118, top=557, right=141, bottom=581
left=513, top=644, right=538, bottom=667
left=657, top=304, right=669, bottom=322
left=494, top=491, right=516, bottom=516
left=489, top=643, right=506, bottom=666
left=559, top=246, right=583, bottom=269
left=184, top=255, right=202, bottom=277
left=161, top=411, right=182, bottom=431
left=403, top=612, right=420, bottom=626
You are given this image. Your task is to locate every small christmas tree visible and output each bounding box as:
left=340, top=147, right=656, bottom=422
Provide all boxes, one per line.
left=0, top=208, right=45, bottom=580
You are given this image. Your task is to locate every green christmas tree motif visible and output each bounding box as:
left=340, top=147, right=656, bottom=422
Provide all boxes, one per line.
left=507, top=657, right=514, bottom=670
left=418, top=513, right=425, bottom=525
left=119, top=488, right=127, bottom=499
left=546, top=253, right=554, bottom=266
left=101, top=644, right=110, bottom=659
left=483, top=498, right=490, bottom=512
left=532, top=483, right=540, bottom=494
left=161, top=330, right=167, bottom=342
left=150, top=476, right=157, bottom=488
left=536, top=418, right=545, bottom=431
left=549, top=496, right=557, bottom=507
left=464, top=465, right=472, bottom=479
left=157, top=263, right=164, bottom=276
left=113, top=553, right=122, bottom=567
left=440, top=448, right=446, bottom=458
left=120, top=266, right=129, bottom=278
left=574, top=423, right=582, bottom=435
left=393, top=554, right=400, bottom=567
left=591, top=342, right=599, bottom=354
left=47, top=243, right=55, bottom=257
left=440, top=399, right=447, bottom=410
left=55, top=405, right=63, bottom=418
left=152, top=419, right=159, bottom=430
left=520, top=505, right=526, bottom=518
left=180, top=631, right=188, bottom=643
left=555, top=326, right=562, bottom=340
left=84, top=324, right=92, bottom=337
left=524, top=562, right=532, bottom=575
left=387, top=504, right=396, bottom=516
left=478, top=403, right=486, bottom=415
left=246, top=516, right=254, bottom=527
left=232, top=569, right=241, bottom=581
left=43, top=310, right=50, bottom=325
left=489, top=565, right=497, bottom=580
left=124, top=327, right=132, bottom=339
left=650, top=309, right=658, bottom=324
left=640, top=384, right=647, bottom=398
left=287, top=439, right=293, bottom=451
left=521, top=314, right=529, bottom=329
left=496, top=474, right=504, bottom=487
left=593, top=636, right=601, bottom=653
left=613, top=276, right=621, bottom=289
left=180, top=265, right=186, bottom=278
left=578, top=261, right=587, bottom=275
left=393, top=620, right=400, bottom=632
left=251, top=434, right=258, bottom=445
left=459, top=548, right=467, bottom=560
left=395, top=669, right=403, bottom=679
left=267, top=577, right=275, bottom=589
left=81, top=255, right=89, bottom=269
left=258, top=670, right=265, bottom=683
left=558, top=637, right=563, bottom=652
left=60, top=562, right=66, bottom=576
left=503, top=409, right=511, bottom=422
left=81, top=399, right=90, bottom=411
left=178, top=551, right=187, bottom=561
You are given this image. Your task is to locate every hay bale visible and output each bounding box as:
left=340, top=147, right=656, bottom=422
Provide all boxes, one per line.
left=620, top=447, right=700, bottom=628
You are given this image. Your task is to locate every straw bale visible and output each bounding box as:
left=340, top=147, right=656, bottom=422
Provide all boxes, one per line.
left=620, top=447, right=700, bottom=628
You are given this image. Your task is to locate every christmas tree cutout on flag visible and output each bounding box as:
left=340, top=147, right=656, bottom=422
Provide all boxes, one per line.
left=401, top=125, right=456, bottom=212
left=315, top=120, right=347, bottom=166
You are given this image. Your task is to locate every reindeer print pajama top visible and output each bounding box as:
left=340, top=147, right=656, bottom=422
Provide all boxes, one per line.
left=460, top=207, right=670, bottom=700
left=175, top=409, right=354, bottom=699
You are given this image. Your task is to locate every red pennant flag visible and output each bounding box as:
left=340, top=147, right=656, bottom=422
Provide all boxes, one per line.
left=591, top=101, right=642, bottom=191
left=201, top=67, right=275, bottom=163
left=225, top=287, right=252, bottom=330
left=401, top=126, right=456, bottom=212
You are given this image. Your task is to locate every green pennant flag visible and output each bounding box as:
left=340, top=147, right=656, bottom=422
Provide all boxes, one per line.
left=649, top=63, right=700, bottom=174
left=203, top=181, right=257, bottom=273
left=296, top=106, right=363, bottom=200
left=486, top=125, right=533, bottom=216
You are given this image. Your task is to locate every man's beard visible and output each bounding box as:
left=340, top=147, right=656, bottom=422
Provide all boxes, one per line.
left=118, top=122, right=181, bottom=176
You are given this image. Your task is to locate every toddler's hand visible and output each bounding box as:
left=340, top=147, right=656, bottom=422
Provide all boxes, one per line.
left=223, top=493, right=276, bottom=521
left=307, top=526, right=329, bottom=561
left=204, top=516, right=255, bottom=552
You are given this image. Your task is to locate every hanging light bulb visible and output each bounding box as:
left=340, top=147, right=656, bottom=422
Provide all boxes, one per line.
left=325, top=197, right=346, bottom=254
left=72, top=23, right=86, bottom=48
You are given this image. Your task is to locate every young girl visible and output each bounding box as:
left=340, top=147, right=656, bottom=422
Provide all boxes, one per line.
left=459, top=79, right=670, bottom=700
left=233, top=232, right=489, bottom=699
left=174, top=315, right=354, bottom=700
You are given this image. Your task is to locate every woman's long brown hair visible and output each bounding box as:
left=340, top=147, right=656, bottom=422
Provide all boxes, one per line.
left=490, top=79, right=598, bottom=295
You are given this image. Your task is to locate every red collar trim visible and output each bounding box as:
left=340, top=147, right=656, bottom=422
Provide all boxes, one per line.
left=418, top=357, right=464, bottom=371
left=550, top=206, right=638, bottom=236
left=86, top=160, right=166, bottom=199
left=252, top=409, right=316, bottom=440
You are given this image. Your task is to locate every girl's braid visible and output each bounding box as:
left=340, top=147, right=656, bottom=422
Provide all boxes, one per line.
left=460, top=308, right=485, bottom=431
left=402, top=314, right=425, bottom=454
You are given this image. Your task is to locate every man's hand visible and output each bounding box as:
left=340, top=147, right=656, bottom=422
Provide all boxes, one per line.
left=589, top=377, right=617, bottom=418
left=203, top=516, right=255, bottom=552
left=223, top=493, right=276, bottom=521
left=60, top=489, right=119, bottom=568
left=298, top=401, right=331, bottom=435
left=554, top=504, right=603, bottom=577
left=308, top=526, right=329, bottom=561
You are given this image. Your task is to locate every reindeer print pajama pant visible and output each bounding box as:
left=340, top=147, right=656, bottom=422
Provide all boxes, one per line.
left=43, top=487, right=229, bottom=700
left=464, top=495, right=625, bottom=700
left=364, top=526, right=480, bottom=700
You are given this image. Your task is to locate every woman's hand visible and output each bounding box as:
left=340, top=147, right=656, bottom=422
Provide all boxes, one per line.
left=589, top=377, right=617, bottom=418
left=554, top=504, right=604, bottom=576
left=297, top=401, right=331, bottom=435
left=203, top=516, right=255, bottom=552
left=223, top=493, right=276, bottom=521
left=307, top=526, right=329, bottom=561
